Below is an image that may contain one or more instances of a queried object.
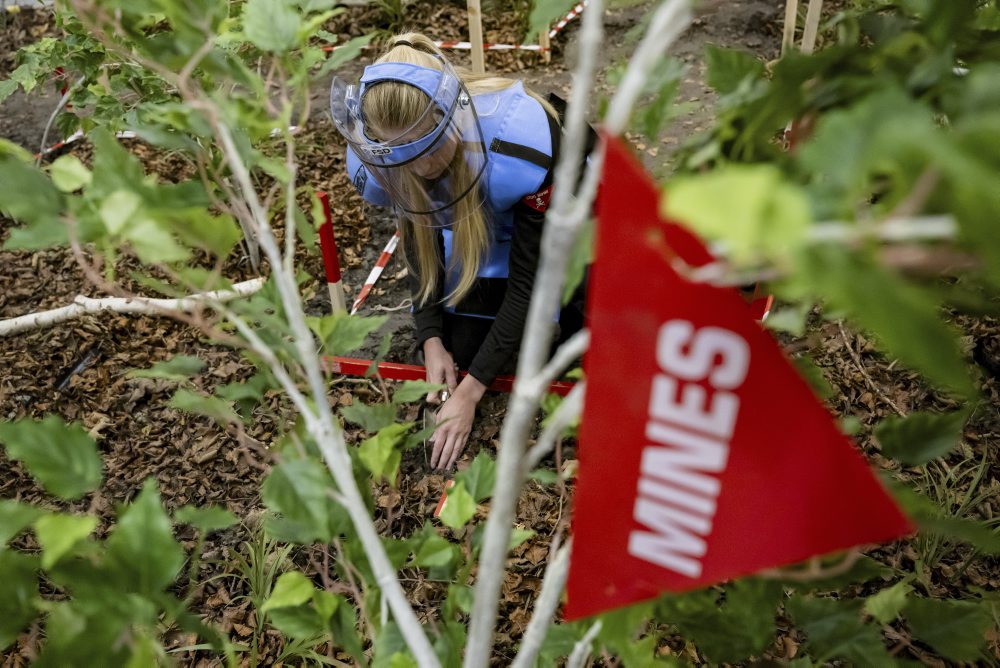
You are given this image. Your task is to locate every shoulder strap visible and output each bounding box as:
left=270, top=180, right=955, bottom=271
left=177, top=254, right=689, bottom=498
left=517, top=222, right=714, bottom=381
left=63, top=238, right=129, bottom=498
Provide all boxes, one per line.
left=489, top=137, right=552, bottom=170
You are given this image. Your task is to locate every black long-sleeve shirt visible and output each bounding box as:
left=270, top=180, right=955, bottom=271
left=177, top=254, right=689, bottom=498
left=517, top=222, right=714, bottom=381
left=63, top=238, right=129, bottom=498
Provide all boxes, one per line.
left=408, top=198, right=548, bottom=386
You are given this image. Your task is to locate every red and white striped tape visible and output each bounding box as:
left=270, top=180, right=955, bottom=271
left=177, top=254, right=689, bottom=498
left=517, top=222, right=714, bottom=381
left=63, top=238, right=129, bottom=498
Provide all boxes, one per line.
left=322, top=0, right=588, bottom=56
left=433, top=40, right=545, bottom=52
left=549, top=0, right=588, bottom=39
left=33, top=129, right=137, bottom=160
left=350, top=230, right=400, bottom=315
left=316, top=191, right=348, bottom=314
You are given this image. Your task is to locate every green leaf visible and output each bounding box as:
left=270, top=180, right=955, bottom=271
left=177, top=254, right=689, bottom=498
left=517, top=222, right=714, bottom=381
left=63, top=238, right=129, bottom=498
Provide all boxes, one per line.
left=0, top=500, right=45, bottom=546
left=0, top=79, right=18, bottom=104
left=168, top=388, right=240, bottom=424
left=794, top=356, right=836, bottom=401
left=243, top=0, right=301, bottom=51
left=261, top=459, right=346, bottom=544
left=875, top=410, right=967, bottom=466
left=49, top=155, right=92, bottom=192
left=454, top=452, right=496, bottom=502
left=34, top=514, right=98, bottom=570
left=527, top=0, right=577, bottom=42
left=174, top=505, right=238, bottom=533
left=128, top=355, right=205, bottom=382
left=106, top=479, right=185, bottom=595
left=563, top=218, right=593, bottom=306
left=0, top=551, right=40, bottom=650
left=787, top=596, right=893, bottom=664
left=0, top=155, right=66, bottom=249
left=316, top=34, right=375, bottom=76
left=126, top=218, right=191, bottom=264
left=528, top=469, right=559, bottom=485
left=917, top=516, right=1000, bottom=554
left=509, top=528, right=535, bottom=550
left=864, top=580, right=912, bottom=624
left=326, top=590, right=365, bottom=664
left=339, top=401, right=397, bottom=432
left=659, top=579, right=783, bottom=664
left=392, top=380, right=444, bottom=405
left=358, top=423, right=411, bottom=484
left=705, top=45, right=765, bottom=95
left=0, top=416, right=103, bottom=500
left=268, top=604, right=326, bottom=639
left=413, top=530, right=457, bottom=569
left=99, top=189, right=143, bottom=236
left=438, top=481, right=476, bottom=530
left=797, top=247, right=974, bottom=396
left=662, top=165, right=811, bottom=264
left=374, top=622, right=416, bottom=668
left=308, top=313, right=387, bottom=356
left=263, top=571, right=315, bottom=612
left=906, top=598, right=991, bottom=662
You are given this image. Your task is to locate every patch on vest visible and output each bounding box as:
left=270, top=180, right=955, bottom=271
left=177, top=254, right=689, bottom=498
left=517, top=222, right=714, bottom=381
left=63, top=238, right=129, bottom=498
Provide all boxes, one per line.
left=522, top=185, right=553, bottom=212
left=353, top=166, right=368, bottom=195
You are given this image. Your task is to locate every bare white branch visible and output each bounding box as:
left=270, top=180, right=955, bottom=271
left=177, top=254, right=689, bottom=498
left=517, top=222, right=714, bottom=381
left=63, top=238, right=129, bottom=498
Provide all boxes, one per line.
left=567, top=620, right=603, bottom=668
left=0, top=278, right=265, bottom=337
left=463, top=1, right=607, bottom=663
left=524, top=382, right=586, bottom=473
left=509, top=538, right=573, bottom=668
left=465, top=3, right=694, bottom=665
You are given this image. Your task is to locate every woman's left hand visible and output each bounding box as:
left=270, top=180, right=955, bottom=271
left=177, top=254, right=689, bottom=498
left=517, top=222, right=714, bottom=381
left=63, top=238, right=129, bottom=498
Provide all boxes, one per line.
left=430, top=375, right=487, bottom=470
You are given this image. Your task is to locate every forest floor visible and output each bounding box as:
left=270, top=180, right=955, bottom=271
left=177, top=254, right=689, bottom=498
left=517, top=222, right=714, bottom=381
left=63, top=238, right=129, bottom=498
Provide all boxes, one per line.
left=1, top=1, right=999, bottom=665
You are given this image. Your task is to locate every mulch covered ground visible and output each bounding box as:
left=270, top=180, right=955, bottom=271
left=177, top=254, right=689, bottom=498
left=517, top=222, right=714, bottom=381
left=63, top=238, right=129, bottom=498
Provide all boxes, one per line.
left=2, top=1, right=998, bottom=665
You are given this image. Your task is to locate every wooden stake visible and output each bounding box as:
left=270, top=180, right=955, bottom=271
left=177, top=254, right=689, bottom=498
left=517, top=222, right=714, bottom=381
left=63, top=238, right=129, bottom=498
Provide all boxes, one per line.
left=781, top=0, right=799, bottom=56
left=467, top=0, right=486, bottom=74
left=539, top=24, right=552, bottom=64
left=801, top=0, right=824, bottom=54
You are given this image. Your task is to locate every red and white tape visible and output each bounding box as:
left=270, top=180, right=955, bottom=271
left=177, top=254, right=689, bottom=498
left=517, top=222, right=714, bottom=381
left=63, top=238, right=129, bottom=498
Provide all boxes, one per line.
left=433, top=40, right=546, bottom=52
left=350, top=230, right=400, bottom=315
left=549, top=0, right=588, bottom=39
left=316, top=191, right=348, bottom=314
left=322, top=1, right=588, bottom=56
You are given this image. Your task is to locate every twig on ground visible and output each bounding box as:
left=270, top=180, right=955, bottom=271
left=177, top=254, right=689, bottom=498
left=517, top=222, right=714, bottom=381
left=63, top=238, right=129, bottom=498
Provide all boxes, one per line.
left=759, top=549, right=863, bottom=581
left=837, top=322, right=907, bottom=417
left=0, top=278, right=266, bottom=337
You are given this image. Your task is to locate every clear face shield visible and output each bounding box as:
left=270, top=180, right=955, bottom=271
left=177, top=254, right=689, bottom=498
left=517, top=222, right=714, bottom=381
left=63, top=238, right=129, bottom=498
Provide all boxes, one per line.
left=330, top=59, right=488, bottom=226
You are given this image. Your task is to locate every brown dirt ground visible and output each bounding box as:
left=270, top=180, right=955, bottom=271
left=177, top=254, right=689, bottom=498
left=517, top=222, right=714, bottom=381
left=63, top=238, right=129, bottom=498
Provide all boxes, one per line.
left=2, top=1, right=998, bottom=665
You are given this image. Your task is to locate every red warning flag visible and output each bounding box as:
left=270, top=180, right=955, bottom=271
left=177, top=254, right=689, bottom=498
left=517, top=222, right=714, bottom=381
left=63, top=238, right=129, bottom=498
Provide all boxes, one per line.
left=564, top=135, right=914, bottom=620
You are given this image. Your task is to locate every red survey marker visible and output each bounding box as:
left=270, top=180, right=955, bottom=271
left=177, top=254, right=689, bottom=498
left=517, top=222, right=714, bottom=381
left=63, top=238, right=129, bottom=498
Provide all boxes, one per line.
left=564, top=135, right=913, bottom=620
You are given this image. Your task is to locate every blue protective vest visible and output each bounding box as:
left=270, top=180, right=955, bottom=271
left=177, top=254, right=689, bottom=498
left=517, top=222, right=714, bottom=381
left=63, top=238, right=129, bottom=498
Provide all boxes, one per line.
left=346, top=81, right=553, bottom=314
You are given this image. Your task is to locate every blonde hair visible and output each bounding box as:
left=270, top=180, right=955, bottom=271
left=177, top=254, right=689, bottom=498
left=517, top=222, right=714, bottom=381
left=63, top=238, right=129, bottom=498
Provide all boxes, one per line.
left=362, top=32, right=558, bottom=308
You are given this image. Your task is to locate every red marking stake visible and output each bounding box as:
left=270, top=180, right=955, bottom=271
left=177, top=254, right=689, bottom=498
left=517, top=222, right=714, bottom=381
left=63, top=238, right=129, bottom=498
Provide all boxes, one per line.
left=316, top=192, right=347, bottom=313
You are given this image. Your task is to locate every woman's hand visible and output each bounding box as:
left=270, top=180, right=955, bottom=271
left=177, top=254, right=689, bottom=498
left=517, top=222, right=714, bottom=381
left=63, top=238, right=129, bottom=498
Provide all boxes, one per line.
left=423, top=337, right=458, bottom=403
left=430, top=375, right=487, bottom=470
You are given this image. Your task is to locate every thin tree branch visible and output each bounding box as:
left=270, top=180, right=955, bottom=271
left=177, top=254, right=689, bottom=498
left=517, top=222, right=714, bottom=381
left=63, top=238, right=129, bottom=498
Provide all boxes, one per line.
left=465, top=3, right=694, bottom=665
left=509, top=538, right=573, bottom=668
left=567, top=620, right=603, bottom=668
left=523, top=382, right=586, bottom=473
left=463, top=0, right=607, bottom=662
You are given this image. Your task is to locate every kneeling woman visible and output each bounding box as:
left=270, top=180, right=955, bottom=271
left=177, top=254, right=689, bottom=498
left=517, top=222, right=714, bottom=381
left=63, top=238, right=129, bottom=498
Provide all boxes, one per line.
left=330, top=33, right=584, bottom=470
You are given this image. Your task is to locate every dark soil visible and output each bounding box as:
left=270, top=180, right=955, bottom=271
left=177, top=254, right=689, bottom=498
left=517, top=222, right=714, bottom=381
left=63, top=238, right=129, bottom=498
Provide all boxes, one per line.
left=2, top=1, right=997, bottom=666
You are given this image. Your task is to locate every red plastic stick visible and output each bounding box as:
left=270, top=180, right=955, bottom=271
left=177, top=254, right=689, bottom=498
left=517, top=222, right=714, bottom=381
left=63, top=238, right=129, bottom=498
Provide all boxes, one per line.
left=316, top=192, right=347, bottom=312
left=322, top=356, right=577, bottom=397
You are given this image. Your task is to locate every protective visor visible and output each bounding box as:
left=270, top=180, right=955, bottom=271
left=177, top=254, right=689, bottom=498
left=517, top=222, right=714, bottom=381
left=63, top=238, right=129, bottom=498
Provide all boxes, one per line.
left=330, top=60, right=487, bottom=224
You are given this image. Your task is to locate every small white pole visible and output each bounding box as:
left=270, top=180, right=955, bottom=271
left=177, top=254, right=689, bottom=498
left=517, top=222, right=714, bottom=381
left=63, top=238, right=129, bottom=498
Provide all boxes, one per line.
left=539, top=23, right=552, bottom=64
left=801, top=0, right=824, bottom=54
left=781, top=0, right=800, bottom=55
left=467, top=0, right=486, bottom=74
